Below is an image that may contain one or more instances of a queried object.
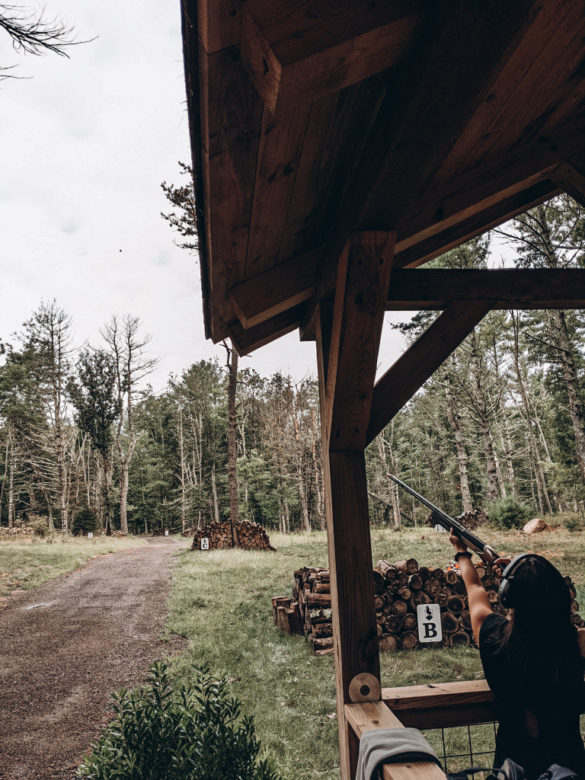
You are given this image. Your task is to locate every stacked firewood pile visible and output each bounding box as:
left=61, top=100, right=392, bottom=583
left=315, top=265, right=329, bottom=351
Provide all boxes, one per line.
left=0, top=526, right=34, bottom=537
left=273, top=559, right=584, bottom=655
left=191, top=520, right=274, bottom=551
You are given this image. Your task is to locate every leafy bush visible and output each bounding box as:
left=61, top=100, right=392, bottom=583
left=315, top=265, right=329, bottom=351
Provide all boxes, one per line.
left=26, top=514, right=50, bottom=537
left=559, top=512, right=582, bottom=532
left=488, top=497, right=533, bottom=530
left=72, top=508, right=98, bottom=536
left=77, top=662, right=281, bottom=780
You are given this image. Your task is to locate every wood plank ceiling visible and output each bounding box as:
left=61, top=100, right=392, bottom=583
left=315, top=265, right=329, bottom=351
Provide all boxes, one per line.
left=182, top=0, right=585, bottom=354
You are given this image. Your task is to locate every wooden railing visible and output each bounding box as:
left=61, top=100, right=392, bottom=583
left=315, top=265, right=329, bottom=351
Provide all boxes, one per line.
left=345, top=680, right=496, bottom=779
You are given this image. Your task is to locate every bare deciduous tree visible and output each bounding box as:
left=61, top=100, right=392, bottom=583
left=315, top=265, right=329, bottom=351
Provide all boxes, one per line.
left=102, top=316, right=156, bottom=535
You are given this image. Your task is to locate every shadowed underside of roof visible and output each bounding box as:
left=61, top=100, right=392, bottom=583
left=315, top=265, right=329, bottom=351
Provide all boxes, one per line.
left=181, top=0, right=585, bottom=354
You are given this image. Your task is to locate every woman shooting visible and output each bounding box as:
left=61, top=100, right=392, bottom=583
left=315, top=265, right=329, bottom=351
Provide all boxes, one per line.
left=449, top=530, right=585, bottom=778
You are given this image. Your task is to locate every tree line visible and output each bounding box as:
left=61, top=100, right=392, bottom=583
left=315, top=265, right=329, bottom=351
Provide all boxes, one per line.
left=0, top=309, right=325, bottom=534
left=2, top=195, right=585, bottom=534
left=369, top=196, right=585, bottom=526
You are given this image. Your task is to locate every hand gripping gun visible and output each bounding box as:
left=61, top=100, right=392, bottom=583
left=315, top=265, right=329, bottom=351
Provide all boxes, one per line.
left=389, top=474, right=499, bottom=564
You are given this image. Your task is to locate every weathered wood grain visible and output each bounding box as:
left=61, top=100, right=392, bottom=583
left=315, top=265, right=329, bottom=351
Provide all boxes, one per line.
left=385, top=269, right=585, bottom=310
left=382, top=680, right=496, bottom=730
left=329, top=232, right=395, bottom=452
left=240, top=0, right=422, bottom=112
left=550, top=162, right=585, bottom=209
left=197, top=0, right=240, bottom=53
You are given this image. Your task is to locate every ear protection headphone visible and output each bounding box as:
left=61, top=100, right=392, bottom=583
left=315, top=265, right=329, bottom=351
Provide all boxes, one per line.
left=498, top=553, right=548, bottom=608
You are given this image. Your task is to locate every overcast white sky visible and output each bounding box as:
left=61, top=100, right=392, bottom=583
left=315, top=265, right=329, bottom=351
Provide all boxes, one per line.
left=0, top=1, right=411, bottom=390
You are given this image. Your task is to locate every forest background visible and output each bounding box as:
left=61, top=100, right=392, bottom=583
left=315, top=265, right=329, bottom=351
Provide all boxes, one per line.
left=2, top=189, right=585, bottom=537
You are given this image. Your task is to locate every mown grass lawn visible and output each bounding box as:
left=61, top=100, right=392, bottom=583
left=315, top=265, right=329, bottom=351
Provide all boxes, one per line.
left=165, top=526, right=585, bottom=779
left=0, top=534, right=146, bottom=602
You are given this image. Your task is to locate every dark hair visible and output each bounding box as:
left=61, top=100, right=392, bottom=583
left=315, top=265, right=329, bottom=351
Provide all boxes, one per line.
left=499, top=556, right=583, bottom=716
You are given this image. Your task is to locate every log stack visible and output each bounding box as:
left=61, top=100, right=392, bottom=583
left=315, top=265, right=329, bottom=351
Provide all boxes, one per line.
left=273, top=558, right=584, bottom=655
left=191, top=519, right=274, bottom=551
left=0, top=526, right=34, bottom=537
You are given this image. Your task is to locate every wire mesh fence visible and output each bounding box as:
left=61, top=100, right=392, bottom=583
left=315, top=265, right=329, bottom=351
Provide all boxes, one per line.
left=423, top=721, right=497, bottom=775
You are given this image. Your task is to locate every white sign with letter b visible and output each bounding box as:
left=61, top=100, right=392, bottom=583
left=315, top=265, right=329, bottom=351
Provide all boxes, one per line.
left=416, top=603, right=442, bottom=643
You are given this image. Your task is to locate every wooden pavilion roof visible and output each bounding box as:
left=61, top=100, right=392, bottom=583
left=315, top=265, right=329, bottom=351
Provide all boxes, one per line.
left=181, top=0, right=585, bottom=355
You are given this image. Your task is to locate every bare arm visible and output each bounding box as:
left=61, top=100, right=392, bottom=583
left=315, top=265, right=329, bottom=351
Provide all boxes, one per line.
left=449, top=529, right=492, bottom=644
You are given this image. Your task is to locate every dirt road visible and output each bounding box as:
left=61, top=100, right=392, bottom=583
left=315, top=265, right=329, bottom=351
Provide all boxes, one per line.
left=0, top=538, right=183, bottom=779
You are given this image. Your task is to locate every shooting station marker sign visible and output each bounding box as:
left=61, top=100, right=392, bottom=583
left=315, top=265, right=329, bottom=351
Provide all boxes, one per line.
left=201, top=537, right=210, bottom=551
left=417, top=603, right=442, bottom=643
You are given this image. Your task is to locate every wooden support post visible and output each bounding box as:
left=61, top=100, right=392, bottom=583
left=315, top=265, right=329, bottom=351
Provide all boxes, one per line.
left=316, top=231, right=395, bottom=780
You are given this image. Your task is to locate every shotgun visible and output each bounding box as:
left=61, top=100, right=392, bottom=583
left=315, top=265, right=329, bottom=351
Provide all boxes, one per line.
left=389, top=474, right=499, bottom=564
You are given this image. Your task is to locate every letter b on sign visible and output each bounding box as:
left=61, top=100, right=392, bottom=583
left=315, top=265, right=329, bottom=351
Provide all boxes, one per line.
left=416, top=604, right=442, bottom=643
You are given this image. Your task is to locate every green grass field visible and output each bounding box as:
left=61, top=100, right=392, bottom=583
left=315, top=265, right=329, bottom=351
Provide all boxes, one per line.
left=0, top=534, right=146, bottom=602
left=5, top=524, right=584, bottom=777
left=165, top=526, right=585, bottom=779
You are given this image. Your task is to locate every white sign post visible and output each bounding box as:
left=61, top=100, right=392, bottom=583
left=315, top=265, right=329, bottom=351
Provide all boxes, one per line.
left=87, top=532, right=94, bottom=539
left=164, top=529, right=169, bottom=537
left=201, top=537, right=210, bottom=551
left=416, top=603, right=442, bottom=643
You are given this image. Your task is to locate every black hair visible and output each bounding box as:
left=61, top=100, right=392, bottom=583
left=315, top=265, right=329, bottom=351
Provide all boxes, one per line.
left=498, top=555, right=583, bottom=718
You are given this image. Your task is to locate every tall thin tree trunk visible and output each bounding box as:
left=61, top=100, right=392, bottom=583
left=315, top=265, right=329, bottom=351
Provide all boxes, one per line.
left=511, top=313, right=553, bottom=514
left=226, top=343, right=239, bottom=544
left=103, top=456, right=113, bottom=536
left=552, top=310, right=585, bottom=482
left=293, top=416, right=310, bottom=531
left=211, top=462, right=220, bottom=525
left=8, top=443, right=15, bottom=529
left=178, top=408, right=187, bottom=534
left=0, top=431, right=10, bottom=525
left=311, top=409, right=325, bottom=530
left=444, top=375, right=473, bottom=512
left=481, top=422, right=499, bottom=502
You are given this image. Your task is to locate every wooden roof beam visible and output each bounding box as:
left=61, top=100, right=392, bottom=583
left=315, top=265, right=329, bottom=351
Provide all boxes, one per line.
left=550, top=162, right=585, bottom=209
left=234, top=174, right=560, bottom=338
left=394, top=179, right=560, bottom=269
left=227, top=306, right=302, bottom=356
left=239, top=1, right=423, bottom=114
left=386, top=269, right=585, bottom=310
left=366, top=302, right=492, bottom=446
left=229, top=248, right=319, bottom=329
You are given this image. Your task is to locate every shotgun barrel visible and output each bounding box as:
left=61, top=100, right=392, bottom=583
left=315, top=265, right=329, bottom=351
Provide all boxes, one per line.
left=389, top=474, right=499, bottom=564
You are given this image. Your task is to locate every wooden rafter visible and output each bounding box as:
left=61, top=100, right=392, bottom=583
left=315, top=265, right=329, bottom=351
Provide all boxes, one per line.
left=386, top=269, right=585, bottom=310
left=394, top=180, right=560, bottom=269
left=227, top=306, right=301, bottom=356
left=229, top=248, right=318, bottom=329
left=239, top=1, right=424, bottom=114
left=550, top=162, right=585, bottom=208
left=366, top=302, right=492, bottom=446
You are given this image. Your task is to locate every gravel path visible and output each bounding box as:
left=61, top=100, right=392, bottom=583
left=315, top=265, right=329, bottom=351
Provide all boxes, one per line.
left=0, top=538, right=183, bottom=779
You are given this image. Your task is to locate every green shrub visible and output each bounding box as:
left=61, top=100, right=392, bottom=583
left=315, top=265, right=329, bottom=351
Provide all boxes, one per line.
left=72, top=508, right=98, bottom=536
left=488, top=497, right=533, bottom=530
left=26, top=514, right=49, bottom=537
left=77, top=662, right=281, bottom=780
left=559, top=512, right=582, bottom=532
